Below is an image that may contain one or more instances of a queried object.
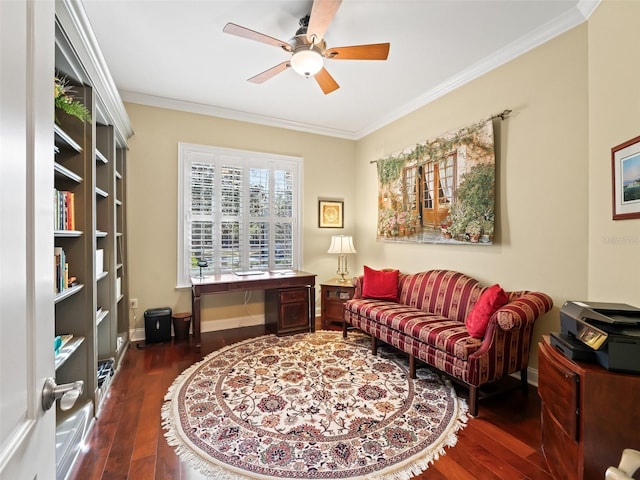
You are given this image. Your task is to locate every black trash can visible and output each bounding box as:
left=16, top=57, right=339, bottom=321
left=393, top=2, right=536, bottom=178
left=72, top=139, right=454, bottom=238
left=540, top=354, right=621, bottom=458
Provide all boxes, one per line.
left=144, top=307, right=172, bottom=343
left=172, top=312, right=191, bottom=342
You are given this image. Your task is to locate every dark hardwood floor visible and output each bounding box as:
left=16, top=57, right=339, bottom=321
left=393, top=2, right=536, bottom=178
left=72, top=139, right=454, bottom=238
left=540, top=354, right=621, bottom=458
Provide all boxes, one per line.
left=68, top=323, right=553, bottom=480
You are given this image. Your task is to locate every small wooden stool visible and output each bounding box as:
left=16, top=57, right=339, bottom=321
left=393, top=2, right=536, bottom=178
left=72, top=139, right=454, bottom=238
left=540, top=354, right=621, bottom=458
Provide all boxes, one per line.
left=172, top=312, right=192, bottom=342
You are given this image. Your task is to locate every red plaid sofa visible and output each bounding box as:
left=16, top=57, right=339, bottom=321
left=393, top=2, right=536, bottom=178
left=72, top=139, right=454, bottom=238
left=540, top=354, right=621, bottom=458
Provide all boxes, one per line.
left=343, top=269, right=553, bottom=416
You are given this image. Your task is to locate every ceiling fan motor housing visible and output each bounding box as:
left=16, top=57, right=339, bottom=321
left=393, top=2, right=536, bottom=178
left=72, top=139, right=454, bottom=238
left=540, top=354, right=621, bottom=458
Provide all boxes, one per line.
left=295, top=15, right=311, bottom=36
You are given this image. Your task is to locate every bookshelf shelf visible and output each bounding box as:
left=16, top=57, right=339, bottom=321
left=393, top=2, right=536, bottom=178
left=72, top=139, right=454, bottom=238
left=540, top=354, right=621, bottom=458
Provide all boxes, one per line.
left=54, top=336, right=85, bottom=370
left=54, top=162, right=83, bottom=183
left=54, top=283, right=84, bottom=304
left=54, top=229, right=82, bottom=238
left=54, top=124, right=82, bottom=153
left=96, top=149, right=108, bottom=164
left=95, top=187, right=108, bottom=198
left=96, top=309, right=109, bottom=327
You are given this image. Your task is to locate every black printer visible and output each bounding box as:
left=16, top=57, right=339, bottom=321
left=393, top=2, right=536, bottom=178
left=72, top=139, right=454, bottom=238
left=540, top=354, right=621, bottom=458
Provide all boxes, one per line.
left=551, top=301, right=640, bottom=374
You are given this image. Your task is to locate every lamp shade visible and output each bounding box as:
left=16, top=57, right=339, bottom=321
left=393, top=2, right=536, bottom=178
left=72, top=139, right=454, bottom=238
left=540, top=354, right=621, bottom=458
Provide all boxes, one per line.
left=290, top=48, right=323, bottom=77
left=327, top=235, right=357, bottom=254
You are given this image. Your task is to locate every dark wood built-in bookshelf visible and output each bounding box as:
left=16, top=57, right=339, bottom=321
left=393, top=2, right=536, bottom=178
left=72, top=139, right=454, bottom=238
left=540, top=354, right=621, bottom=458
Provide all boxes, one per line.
left=53, top=3, right=132, bottom=476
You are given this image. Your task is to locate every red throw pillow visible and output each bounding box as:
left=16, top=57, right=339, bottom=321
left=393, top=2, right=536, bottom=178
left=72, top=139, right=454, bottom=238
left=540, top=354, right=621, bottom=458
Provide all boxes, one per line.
left=362, top=266, right=399, bottom=302
left=465, top=284, right=508, bottom=339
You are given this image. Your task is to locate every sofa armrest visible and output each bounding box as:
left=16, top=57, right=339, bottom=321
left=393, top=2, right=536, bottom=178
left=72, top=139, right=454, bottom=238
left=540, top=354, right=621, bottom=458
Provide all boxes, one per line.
left=493, top=292, right=553, bottom=330
left=351, top=275, right=364, bottom=299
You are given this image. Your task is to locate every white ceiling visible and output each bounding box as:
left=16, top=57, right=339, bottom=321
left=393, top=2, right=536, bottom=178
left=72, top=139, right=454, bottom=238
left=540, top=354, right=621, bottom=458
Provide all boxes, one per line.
left=81, top=0, right=598, bottom=140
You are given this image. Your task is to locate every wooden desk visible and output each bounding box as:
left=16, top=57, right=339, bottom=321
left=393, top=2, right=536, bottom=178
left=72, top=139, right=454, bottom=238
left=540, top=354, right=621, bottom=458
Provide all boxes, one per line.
left=191, top=271, right=316, bottom=348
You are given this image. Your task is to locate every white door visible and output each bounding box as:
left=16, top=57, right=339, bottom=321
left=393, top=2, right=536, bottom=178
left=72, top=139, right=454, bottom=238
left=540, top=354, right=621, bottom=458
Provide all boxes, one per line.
left=0, top=0, right=57, bottom=478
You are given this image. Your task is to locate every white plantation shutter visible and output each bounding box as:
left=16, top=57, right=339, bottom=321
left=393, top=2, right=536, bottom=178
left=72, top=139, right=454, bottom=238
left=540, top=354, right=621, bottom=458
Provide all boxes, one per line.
left=177, top=143, right=302, bottom=287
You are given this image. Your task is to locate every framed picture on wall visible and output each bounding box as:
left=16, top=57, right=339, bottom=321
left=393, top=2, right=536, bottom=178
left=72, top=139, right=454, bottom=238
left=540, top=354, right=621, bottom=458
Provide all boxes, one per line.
left=612, top=135, right=640, bottom=220
left=318, top=200, right=344, bottom=228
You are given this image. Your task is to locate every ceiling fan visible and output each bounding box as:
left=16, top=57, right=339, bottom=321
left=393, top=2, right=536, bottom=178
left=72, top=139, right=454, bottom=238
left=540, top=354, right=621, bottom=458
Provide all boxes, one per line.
left=223, top=0, right=390, bottom=95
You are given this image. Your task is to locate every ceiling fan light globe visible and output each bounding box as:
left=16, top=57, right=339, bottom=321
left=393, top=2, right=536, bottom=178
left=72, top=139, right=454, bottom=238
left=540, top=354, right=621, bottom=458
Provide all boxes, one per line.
left=291, top=49, right=323, bottom=77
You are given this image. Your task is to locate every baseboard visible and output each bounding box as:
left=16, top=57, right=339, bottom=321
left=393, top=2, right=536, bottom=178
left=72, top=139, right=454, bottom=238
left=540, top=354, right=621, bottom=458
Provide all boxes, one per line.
left=130, top=327, right=145, bottom=342
left=129, top=314, right=266, bottom=342
left=511, top=366, right=539, bottom=387
left=527, top=366, right=539, bottom=387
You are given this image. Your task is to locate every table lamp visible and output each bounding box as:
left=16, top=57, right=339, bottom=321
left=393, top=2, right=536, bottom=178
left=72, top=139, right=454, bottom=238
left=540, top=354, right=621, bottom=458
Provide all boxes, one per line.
left=327, top=235, right=357, bottom=283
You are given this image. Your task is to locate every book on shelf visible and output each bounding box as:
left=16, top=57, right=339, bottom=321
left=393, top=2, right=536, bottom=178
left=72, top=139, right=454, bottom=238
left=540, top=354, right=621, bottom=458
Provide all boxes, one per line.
left=54, top=247, right=72, bottom=294
left=54, top=334, right=74, bottom=355
left=54, top=189, right=75, bottom=230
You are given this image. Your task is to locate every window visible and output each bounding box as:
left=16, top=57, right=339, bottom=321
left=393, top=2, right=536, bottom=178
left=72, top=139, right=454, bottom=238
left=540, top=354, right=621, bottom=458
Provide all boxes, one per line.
left=177, top=143, right=302, bottom=287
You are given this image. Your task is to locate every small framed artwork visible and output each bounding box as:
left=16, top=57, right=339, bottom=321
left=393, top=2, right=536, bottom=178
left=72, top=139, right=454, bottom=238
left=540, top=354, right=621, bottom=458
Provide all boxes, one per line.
left=318, top=200, right=344, bottom=228
left=612, top=135, right=640, bottom=220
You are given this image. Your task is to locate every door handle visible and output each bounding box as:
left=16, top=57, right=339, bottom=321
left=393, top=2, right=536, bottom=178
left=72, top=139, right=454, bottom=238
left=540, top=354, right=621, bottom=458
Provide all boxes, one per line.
left=42, top=377, right=84, bottom=412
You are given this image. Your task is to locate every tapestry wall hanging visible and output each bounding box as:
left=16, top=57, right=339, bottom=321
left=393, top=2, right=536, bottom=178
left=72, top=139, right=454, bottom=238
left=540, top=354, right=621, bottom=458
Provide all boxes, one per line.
left=376, top=117, right=497, bottom=245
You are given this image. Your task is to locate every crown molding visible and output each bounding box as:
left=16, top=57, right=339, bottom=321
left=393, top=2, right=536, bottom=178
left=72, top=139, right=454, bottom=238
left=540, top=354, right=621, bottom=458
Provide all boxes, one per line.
left=120, top=91, right=359, bottom=141
left=55, top=0, right=134, bottom=143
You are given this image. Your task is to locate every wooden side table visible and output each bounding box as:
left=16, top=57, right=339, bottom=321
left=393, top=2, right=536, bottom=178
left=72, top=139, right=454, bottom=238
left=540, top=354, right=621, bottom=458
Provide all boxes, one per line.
left=320, top=279, right=356, bottom=329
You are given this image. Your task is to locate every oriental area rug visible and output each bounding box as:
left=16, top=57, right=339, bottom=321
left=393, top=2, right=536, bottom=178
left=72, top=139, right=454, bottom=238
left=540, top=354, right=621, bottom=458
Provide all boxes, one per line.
left=162, top=331, right=468, bottom=479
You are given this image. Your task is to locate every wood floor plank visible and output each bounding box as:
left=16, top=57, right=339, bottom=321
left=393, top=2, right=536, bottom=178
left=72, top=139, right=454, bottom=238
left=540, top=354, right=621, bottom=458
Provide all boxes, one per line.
left=462, top=422, right=552, bottom=480
left=131, top=373, right=165, bottom=461
left=453, top=433, right=528, bottom=480
left=68, top=325, right=553, bottom=480
left=129, top=455, right=156, bottom=479
left=101, top=390, right=145, bottom=478
left=428, top=453, right=481, bottom=480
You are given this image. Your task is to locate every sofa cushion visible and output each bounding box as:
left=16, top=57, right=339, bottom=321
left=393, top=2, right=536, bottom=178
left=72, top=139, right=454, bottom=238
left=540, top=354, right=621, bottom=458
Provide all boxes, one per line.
left=362, top=266, right=399, bottom=302
left=345, top=298, right=482, bottom=360
left=397, top=270, right=484, bottom=323
left=465, top=284, right=508, bottom=338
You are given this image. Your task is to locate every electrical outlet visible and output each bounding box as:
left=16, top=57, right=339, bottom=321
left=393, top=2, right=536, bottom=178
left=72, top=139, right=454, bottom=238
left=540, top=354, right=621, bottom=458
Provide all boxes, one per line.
left=130, top=298, right=138, bottom=309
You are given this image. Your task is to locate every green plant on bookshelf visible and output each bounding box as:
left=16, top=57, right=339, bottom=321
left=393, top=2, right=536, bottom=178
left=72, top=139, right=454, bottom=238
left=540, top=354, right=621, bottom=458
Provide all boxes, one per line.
left=55, top=75, right=91, bottom=123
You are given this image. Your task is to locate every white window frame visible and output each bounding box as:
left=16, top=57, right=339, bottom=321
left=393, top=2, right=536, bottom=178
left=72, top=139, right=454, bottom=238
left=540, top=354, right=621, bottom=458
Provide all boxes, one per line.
left=177, top=142, right=303, bottom=288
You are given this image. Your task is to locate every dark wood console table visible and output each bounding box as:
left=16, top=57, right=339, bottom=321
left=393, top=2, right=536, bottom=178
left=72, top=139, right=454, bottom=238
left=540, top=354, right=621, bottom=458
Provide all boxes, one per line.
left=191, top=271, right=316, bottom=348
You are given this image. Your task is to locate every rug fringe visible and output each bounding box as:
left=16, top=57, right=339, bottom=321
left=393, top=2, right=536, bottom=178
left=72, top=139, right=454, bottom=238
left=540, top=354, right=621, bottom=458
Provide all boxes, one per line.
left=161, top=331, right=470, bottom=480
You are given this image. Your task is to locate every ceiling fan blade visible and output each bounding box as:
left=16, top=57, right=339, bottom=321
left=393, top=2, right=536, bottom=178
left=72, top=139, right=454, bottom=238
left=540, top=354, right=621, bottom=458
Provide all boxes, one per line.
left=314, top=67, right=339, bottom=95
left=247, top=61, right=291, bottom=84
left=307, top=0, right=342, bottom=42
left=325, top=43, right=390, bottom=60
left=223, top=23, right=292, bottom=51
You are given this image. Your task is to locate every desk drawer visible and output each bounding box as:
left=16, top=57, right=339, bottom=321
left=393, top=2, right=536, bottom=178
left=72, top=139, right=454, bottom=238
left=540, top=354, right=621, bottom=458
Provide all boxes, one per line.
left=265, top=287, right=310, bottom=335
left=538, top=340, right=579, bottom=440
left=325, top=302, right=345, bottom=319
left=280, top=302, right=308, bottom=330
left=278, top=288, right=308, bottom=304
left=541, top=405, right=580, bottom=479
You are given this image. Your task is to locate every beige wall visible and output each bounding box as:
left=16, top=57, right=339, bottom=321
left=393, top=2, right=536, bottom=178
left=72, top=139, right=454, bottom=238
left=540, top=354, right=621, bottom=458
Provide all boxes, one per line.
left=587, top=0, right=640, bottom=303
left=354, top=25, right=589, bottom=368
left=124, top=105, right=355, bottom=332
left=125, top=1, right=639, bottom=369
